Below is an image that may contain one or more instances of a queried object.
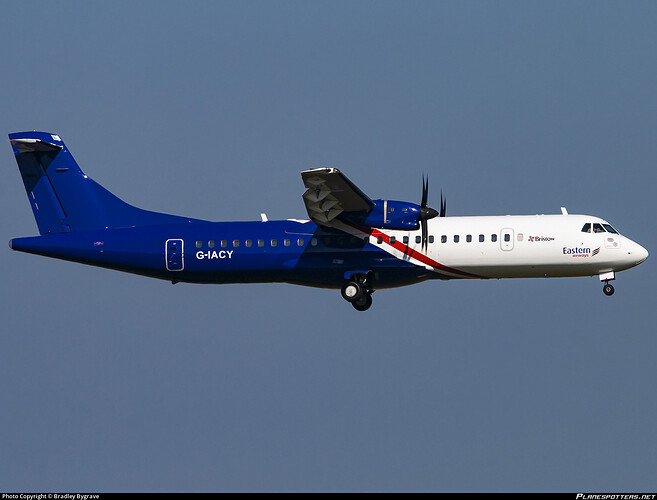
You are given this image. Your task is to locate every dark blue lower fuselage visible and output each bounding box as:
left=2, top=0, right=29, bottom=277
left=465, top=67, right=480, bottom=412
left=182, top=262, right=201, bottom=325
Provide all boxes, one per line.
left=10, top=219, right=433, bottom=290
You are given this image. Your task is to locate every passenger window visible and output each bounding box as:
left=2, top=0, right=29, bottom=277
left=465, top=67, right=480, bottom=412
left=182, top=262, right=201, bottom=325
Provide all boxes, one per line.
left=284, top=239, right=291, bottom=247
left=245, top=239, right=252, bottom=247
left=221, top=240, right=227, bottom=248
left=441, top=235, right=447, bottom=243
left=429, top=235, right=434, bottom=244
left=403, top=236, right=409, bottom=244
left=466, top=235, right=472, bottom=243
left=454, top=235, right=460, bottom=243
left=377, top=236, right=383, bottom=244
left=258, top=239, right=265, bottom=247
left=491, top=234, right=497, bottom=242
left=416, top=235, right=421, bottom=244
left=581, top=223, right=591, bottom=233
left=390, top=236, right=396, bottom=244
left=323, top=237, right=332, bottom=246
left=271, top=239, right=277, bottom=247
left=311, top=238, right=318, bottom=246
left=337, top=237, right=345, bottom=246
left=233, top=239, right=240, bottom=247
left=517, top=233, right=523, bottom=241
left=593, top=223, right=606, bottom=233
left=208, top=240, right=215, bottom=248
left=504, top=234, right=510, bottom=242
left=296, top=238, right=303, bottom=246
left=479, top=234, right=484, bottom=242
left=196, top=240, right=203, bottom=249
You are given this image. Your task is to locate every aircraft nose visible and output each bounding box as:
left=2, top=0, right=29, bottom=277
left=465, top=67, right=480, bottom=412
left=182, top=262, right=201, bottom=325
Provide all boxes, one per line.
left=635, top=244, right=649, bottom=265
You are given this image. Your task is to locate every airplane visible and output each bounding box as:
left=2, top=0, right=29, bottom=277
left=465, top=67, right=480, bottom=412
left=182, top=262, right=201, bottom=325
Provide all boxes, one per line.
left=8, top=131, right=649, bottom=311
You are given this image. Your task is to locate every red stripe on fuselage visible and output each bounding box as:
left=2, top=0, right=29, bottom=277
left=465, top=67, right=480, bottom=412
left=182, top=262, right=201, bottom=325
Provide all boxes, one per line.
left=349, top=224, right=482, bottom=278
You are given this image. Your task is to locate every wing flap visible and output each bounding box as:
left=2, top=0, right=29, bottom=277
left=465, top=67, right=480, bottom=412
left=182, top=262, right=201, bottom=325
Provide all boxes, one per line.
left=301, top=168, right=374, bottom=226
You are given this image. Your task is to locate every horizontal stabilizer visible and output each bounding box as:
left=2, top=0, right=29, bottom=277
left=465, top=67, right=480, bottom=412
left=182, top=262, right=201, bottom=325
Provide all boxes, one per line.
left=10, top=138, right=63, bottom=154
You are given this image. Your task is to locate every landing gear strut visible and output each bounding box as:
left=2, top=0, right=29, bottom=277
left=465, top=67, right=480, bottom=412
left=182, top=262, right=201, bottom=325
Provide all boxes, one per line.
left=341, top=273, right=374, bottom=311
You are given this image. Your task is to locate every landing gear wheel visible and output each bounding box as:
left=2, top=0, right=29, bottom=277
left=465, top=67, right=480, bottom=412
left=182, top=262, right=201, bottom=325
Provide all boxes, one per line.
left=603, top=283, right=615, bottom=296
left=341, top=281, right=363, bottom=302
left=352, top=293, right=372, bottom=311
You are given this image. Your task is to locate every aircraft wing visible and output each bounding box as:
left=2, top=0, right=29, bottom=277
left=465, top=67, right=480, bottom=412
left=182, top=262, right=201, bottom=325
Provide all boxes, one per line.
left=300, top=168, right=375, bottom=226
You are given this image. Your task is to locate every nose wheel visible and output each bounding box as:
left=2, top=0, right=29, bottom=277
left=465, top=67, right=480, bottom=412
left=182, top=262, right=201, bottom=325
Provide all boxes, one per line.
left=599, top=272, right=616, bottom=297
left=341, top=273, right=374, bottom=311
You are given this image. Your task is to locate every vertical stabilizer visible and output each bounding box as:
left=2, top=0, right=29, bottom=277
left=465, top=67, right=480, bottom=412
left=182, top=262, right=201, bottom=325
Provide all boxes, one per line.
left=9, top=131, right=204, bottom=234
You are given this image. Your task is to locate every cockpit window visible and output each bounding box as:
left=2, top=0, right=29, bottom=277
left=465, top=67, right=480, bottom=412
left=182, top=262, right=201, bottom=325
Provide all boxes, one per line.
left=581, top=223, right=591, bottom=233
left=593, top=223, right=606, bottom=233
left=603, top=224, right=618, bottom=234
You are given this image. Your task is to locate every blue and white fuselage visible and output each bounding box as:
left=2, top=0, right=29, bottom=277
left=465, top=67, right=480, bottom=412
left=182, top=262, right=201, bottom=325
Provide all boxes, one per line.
left=8, top=131, right=648, bottom=310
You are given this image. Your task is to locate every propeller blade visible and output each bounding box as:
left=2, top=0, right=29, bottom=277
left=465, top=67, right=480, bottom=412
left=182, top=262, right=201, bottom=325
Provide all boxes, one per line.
left=421, top=218, right=428, bottom=252
left=419, top=174, right=438, bottom=251
left=421, top=174, right=428, bottom=208
left=440, top=191, right=446, bottom=217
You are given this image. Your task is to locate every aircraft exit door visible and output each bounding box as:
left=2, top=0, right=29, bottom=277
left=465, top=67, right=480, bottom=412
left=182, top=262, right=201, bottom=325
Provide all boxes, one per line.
left=166, top=239, right=184, bottom=271
left=500, top=228, right=514, bottom=251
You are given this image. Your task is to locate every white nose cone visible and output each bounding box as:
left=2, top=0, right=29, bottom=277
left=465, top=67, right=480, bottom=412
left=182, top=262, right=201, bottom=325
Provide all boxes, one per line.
left=636, top=244, right=649, bottom=265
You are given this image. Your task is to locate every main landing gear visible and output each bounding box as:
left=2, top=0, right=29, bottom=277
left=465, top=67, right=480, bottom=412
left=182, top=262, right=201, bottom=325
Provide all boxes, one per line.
left=603, top=282, right=615, bottom=296
left=341, top=273, right=374, bottom=311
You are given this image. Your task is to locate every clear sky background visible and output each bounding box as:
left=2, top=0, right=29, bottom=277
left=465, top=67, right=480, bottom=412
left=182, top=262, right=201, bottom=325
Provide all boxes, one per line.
left=1, top=1, right=656, bottom=492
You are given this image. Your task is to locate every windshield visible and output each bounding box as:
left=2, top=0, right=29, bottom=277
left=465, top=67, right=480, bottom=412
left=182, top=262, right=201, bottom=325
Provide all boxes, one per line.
left=582, top=222, right=620, bottom=234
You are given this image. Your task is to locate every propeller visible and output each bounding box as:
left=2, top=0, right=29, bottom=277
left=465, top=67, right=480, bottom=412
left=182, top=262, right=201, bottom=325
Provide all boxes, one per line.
left=440, top=190, right=446, bottom=217
left=419, top=174, right=439, bottom=251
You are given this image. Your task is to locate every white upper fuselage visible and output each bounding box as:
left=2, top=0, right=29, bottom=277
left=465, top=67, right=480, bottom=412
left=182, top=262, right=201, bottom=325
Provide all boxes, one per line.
left=360, top=213, right=648, bottom=280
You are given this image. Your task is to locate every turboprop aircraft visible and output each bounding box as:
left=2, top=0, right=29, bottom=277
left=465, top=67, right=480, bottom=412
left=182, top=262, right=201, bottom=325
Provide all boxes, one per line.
left=8, top=131, right=649, bottom=311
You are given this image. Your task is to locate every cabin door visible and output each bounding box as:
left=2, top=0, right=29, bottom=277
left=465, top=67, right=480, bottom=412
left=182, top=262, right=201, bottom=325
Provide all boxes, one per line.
left=166, top=239, right=184, bottom=271
left=500, top=228, right=514, bottom=251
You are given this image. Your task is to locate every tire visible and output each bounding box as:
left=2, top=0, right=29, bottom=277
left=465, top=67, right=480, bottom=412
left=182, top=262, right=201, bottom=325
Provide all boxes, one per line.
left=352, top=293, right=372, bottom=311
left=603, top=283, right=615, bottom=296
left=341, top=281, right=362, bottom=302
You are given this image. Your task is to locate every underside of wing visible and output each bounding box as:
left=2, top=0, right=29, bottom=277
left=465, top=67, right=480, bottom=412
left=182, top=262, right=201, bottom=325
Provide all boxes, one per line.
left=301, top=168, right=374, bottom=226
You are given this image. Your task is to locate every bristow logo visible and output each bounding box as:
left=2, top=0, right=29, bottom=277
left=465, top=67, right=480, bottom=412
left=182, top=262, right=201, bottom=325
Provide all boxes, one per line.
left=528, top=236, right=555, bottom=242
left=562, top=247, right=599, bottom=257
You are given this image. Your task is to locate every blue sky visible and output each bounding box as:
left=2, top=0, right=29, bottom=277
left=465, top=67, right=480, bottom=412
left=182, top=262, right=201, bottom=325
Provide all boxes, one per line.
left=1, top=1, right=656, bottom=492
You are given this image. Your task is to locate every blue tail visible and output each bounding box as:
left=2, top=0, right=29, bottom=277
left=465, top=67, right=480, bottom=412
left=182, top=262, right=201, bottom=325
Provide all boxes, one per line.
left=10, top=131, right=203, bottom=234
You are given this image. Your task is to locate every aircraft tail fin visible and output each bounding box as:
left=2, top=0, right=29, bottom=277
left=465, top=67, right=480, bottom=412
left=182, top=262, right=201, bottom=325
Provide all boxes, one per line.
left=9, top=131, right=200, bottom=235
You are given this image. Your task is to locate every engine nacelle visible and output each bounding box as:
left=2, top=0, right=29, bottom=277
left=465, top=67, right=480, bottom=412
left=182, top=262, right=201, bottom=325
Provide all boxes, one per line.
left=361, top=199, right=422, bottom=230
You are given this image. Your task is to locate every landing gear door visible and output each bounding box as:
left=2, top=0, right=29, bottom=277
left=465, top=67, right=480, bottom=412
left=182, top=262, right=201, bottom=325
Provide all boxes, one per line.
left=500, top=228, right=514, bottom=251
left=166, top=239, right=184, bottom=271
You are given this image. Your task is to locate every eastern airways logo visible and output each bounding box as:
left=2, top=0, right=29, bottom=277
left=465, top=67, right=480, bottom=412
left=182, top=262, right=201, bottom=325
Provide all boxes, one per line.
left=562, top=246, right=600, bottom=257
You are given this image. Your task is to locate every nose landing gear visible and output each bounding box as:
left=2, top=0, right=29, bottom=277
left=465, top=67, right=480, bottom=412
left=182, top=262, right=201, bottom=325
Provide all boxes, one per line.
left=341, top=273, right=374, bottom=311
left=599, top=271, right=615, bottom=296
